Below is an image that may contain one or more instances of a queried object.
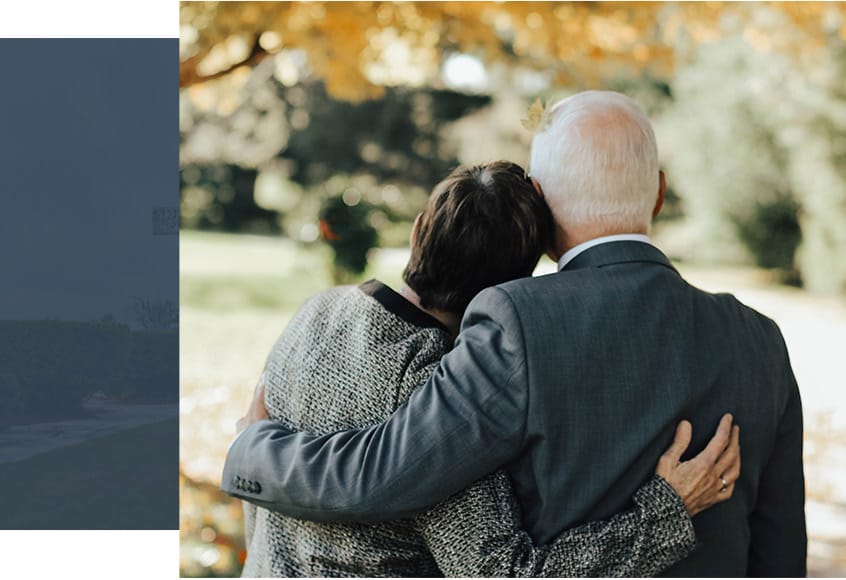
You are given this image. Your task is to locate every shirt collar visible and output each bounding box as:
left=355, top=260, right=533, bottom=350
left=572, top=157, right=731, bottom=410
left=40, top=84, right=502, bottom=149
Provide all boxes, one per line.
left=557, top=234, right=653, bottom=271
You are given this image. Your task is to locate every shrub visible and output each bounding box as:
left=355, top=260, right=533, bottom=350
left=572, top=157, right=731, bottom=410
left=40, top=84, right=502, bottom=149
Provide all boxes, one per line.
left=318, top=195, right=379, bottom=284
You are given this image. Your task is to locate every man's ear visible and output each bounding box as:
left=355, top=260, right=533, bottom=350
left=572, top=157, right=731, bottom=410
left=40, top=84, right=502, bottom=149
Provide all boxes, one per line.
left=531, top=177, right=560, bottom=259
left=652, top=170, right=666, bottom=219
left=530, top=177, right=544, bottom=198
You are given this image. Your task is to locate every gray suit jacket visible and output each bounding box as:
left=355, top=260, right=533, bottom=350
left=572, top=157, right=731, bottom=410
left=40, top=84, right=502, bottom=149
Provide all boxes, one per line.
left=224, top=242, right=807, bottom=577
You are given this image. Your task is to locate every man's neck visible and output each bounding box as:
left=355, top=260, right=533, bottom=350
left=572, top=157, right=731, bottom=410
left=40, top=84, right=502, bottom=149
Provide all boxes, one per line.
left=552, top=224, right=649, bottom=261
left=399, top=284, right=460, bottom=337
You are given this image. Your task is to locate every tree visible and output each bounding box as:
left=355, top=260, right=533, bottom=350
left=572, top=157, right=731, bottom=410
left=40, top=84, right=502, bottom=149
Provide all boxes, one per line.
left=658, top=34, right=846, bottom=293
left=180, top=2, right=846, bottom=294
left=180, top=75, right=492, bottom=238
left=180, top=163, right=280, bottom=233
left=180, top=2, right=846, bottom=100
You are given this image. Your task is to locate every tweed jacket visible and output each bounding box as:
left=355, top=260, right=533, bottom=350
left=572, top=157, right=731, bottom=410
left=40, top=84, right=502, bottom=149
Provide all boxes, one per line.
left=235, top=280, right=695, bottom=577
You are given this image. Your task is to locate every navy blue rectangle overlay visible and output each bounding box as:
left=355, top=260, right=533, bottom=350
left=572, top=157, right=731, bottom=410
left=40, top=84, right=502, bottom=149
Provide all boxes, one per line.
left=0, top=39, right=178, bottom=529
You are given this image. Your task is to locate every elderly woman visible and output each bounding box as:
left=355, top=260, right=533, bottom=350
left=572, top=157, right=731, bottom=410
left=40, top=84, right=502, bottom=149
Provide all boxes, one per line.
left=230, top=161, right=739, bottom=577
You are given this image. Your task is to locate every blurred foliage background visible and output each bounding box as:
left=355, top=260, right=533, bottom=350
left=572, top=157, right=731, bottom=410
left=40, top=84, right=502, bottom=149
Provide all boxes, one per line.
left=179, top=2, right=846, bottom=576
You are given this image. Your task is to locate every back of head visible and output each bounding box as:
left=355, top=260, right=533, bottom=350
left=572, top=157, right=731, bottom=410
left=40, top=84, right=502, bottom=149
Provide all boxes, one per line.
left=403, top=161, right=553, bottom=314
left=529, top=90, right=659, bottom=233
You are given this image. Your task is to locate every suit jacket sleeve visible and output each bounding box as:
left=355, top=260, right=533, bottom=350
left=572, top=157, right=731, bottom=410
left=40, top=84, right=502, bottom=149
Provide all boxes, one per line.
left=221, top=286, right=530, bottom=521
left=747, top=332, right=807, bottom=577
left=416, top=472, right=696, bottom=577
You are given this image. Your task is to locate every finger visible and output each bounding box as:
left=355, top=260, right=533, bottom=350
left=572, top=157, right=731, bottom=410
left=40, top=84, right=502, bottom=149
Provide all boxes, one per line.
left=256, top=386, right=269, bottom=420
left=248, top=387, right=263, bottom=411
left=717, top=482, right=736, bottom=501
left=726, top=482, right=736, bottom=497
left=721, top=454, right=742, bottom=482
left=714, top=425, right=741, bottom=477
left=715, top=425, right=740, bottom=469
left=722, top=463, right=741, bottom=483
left=698, top=413, right=734, bottom=464
left=254, top=371, right=267, bottom=393
left=662, top=420, right=693, bottom=463
left=712, top=485, right=732, bottom=504
left=245, top=373, right=265, bottom=412
left=250, top=383, right=268, bottom=416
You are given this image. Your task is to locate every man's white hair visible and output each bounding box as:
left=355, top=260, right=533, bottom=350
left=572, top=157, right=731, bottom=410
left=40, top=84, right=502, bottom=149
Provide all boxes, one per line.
left=529, top=90, right=659, bottom=233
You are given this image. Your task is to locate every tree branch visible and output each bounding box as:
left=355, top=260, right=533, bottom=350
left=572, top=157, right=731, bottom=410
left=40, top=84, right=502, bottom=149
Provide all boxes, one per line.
left=180, top=36, right=271, bottom=88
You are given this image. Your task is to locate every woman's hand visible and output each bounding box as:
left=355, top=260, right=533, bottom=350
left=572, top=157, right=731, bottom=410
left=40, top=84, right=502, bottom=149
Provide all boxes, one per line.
left=236, top=371, right=269, bottom=433
left=655, top=413, right=741, bottom=516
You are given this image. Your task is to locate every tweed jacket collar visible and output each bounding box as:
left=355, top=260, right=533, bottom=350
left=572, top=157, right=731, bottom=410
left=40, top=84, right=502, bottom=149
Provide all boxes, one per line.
left=359, top=279, right=449, bottom=333
left=560, top=240, right=679, bottom=275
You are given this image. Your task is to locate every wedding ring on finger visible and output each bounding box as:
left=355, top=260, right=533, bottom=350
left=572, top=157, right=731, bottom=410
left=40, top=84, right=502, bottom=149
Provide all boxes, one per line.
left=719, top=476, right=728, bottom=493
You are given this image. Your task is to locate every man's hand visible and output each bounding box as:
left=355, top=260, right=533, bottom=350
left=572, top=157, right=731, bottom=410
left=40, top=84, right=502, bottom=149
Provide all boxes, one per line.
left=236, top=371, right=269, bottom=433
left=656, top=413, right=741, bottom=516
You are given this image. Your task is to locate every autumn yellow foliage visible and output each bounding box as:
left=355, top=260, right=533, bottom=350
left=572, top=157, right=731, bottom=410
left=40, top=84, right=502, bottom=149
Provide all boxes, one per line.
left=180, top=1, right=846, bottom=101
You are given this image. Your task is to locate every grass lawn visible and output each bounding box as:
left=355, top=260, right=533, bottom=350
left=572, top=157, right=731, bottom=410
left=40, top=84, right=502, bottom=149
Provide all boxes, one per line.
left=0, top=418, right=178, bottom=530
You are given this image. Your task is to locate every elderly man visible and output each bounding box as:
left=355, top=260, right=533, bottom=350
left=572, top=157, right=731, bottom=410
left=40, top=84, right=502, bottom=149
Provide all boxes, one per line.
left=224, top=91, right=806, bottom=576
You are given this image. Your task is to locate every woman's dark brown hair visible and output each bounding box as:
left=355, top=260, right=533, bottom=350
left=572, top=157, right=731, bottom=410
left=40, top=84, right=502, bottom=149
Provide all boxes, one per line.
left=402, top=161, right=554, bottom=314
